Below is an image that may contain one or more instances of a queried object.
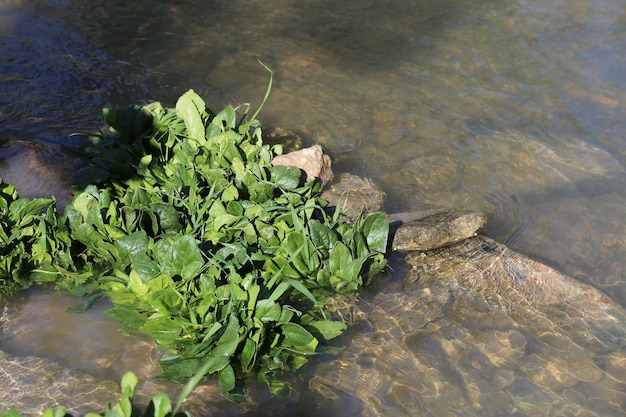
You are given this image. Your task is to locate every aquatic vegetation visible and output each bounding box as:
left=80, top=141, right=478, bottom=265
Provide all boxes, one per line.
left=0, top=181, right=62, bottom=295
left=0, top=74, right=388, bottom=400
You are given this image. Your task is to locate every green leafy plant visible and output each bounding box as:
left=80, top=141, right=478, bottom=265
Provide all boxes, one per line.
left=0, top=70, right=388, bottom=400
left=0, top=180, right=66, bottom=295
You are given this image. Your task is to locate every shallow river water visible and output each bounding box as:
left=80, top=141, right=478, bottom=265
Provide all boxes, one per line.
left=1, top=0, right=626, bottom=415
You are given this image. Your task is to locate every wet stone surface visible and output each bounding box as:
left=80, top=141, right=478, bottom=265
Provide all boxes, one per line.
left=391, top=208, right=487, bottom=252
left=321, top=172, right=386, bottom=220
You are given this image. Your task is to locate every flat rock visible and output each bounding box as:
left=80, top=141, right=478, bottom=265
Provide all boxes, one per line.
left=392, top=208, right=487, bottom=252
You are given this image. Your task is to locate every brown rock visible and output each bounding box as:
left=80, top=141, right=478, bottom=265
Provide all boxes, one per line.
left=321, top=173, right=385, bottom=220
left=271, top=145, right=334, bottom=190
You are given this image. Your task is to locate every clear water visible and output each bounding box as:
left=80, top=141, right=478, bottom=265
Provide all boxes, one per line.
left=1, top=0, right=626, bottom=415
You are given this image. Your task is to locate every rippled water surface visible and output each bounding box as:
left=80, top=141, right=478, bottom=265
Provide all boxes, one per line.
left=1, top=0, right=626, bottom=415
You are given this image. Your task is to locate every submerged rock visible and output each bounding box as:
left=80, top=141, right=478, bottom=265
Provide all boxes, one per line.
left=391, top=208, right=487, bottom=252
left=262, top=126, right=302, bottom=153
left=405, top=235, right=626, bottom=346
left=321, top=173, right=386, bottom=220
left=309, top=235, right=626, bottom=417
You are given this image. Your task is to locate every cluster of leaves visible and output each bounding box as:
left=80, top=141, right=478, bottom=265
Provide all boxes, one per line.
left=0, top=181, right=66, bottom=294
left=0, top=84, right=388, bottom=400
left=2, top=372, right=190, bottom=417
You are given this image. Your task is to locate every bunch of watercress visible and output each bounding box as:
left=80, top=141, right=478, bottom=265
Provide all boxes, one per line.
left=0, top=181, right=68, bottom=294
left=0, top=76, right=388, bottom=400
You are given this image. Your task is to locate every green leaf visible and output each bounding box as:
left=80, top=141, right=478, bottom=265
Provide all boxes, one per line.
left=69, top=190, right=100, bottom=222
left=41, top=408, right=69, bottom=417
left=329, top=242, right=352, bottom=275
left=218, top=364, right=236, bottom=392
left=106, top=306, right=147, bottom=331
left=131, top=252, right=160, bottom=281
left=154, top=235, right=204, bottom=281
left=270, top=165, right=303, bottom=190
left=221, top=183, right=239, bottom=202
left=240, top=337, right=258, bottom=373
left=309, top=220, right=338, bottom=249
left=129, top=268, right=150, bottom=296
left=120, top=371, right=138, bottom=400
left=267, top=380, right=290, bottom=398
left=284, top=232, right=310, bottom=273
left=148, top=394, right=172, bottom=417
left=213, top=106, right=237, bottom=130
left=103, top=105, right=153, bottom=140
left=213, top=314, right=241, bottom=357
left=255, top=299, right=281, bottom=322
left=280, top=323, right=318, bottom=353
left=172, top=355, right=229, bottom=415
left=306, top=320, right=346, bottom=342
left=362, top=212, right=389, bottom=253
left=2, top=409, right=26, bottom=417
left=9, top=198, right=53, bottom=222
left=115, top=231, right=150, bottom=259
left=176, top=89, right=207, bottom=144
left=152, top=202, right=181, bottom=231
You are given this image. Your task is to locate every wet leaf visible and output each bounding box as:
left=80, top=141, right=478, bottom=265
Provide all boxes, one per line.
left=362, top=212, right=389, bottom=253
left=148, top=394, right=172, bottom=417
left=103, top=105, right=153, bottom=140
left=281, top=323, right=318, bottom=353
left=175, top=90, right=207, bottom=144
left=270, top=165, right=302, bottom=190
left=306, top=320, right=346, bottom=342
left=218, top=364, right=236, bottom=392
left=255, top=299, right=281, bottom=322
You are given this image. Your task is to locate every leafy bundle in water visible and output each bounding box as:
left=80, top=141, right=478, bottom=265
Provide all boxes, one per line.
left=0, top=180, right=66, bottom=294
left=56, top=85, right=388, bottom=399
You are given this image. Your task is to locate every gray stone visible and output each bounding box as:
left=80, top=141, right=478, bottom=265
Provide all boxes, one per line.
left=391, top=208, right=487, bottom=252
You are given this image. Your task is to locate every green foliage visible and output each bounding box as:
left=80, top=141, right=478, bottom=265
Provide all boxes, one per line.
left=1, top=372, right=189, bottom=417
left=0, top=180, right=66, bottom=294
left=0, top=84, right=388, bottom=400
